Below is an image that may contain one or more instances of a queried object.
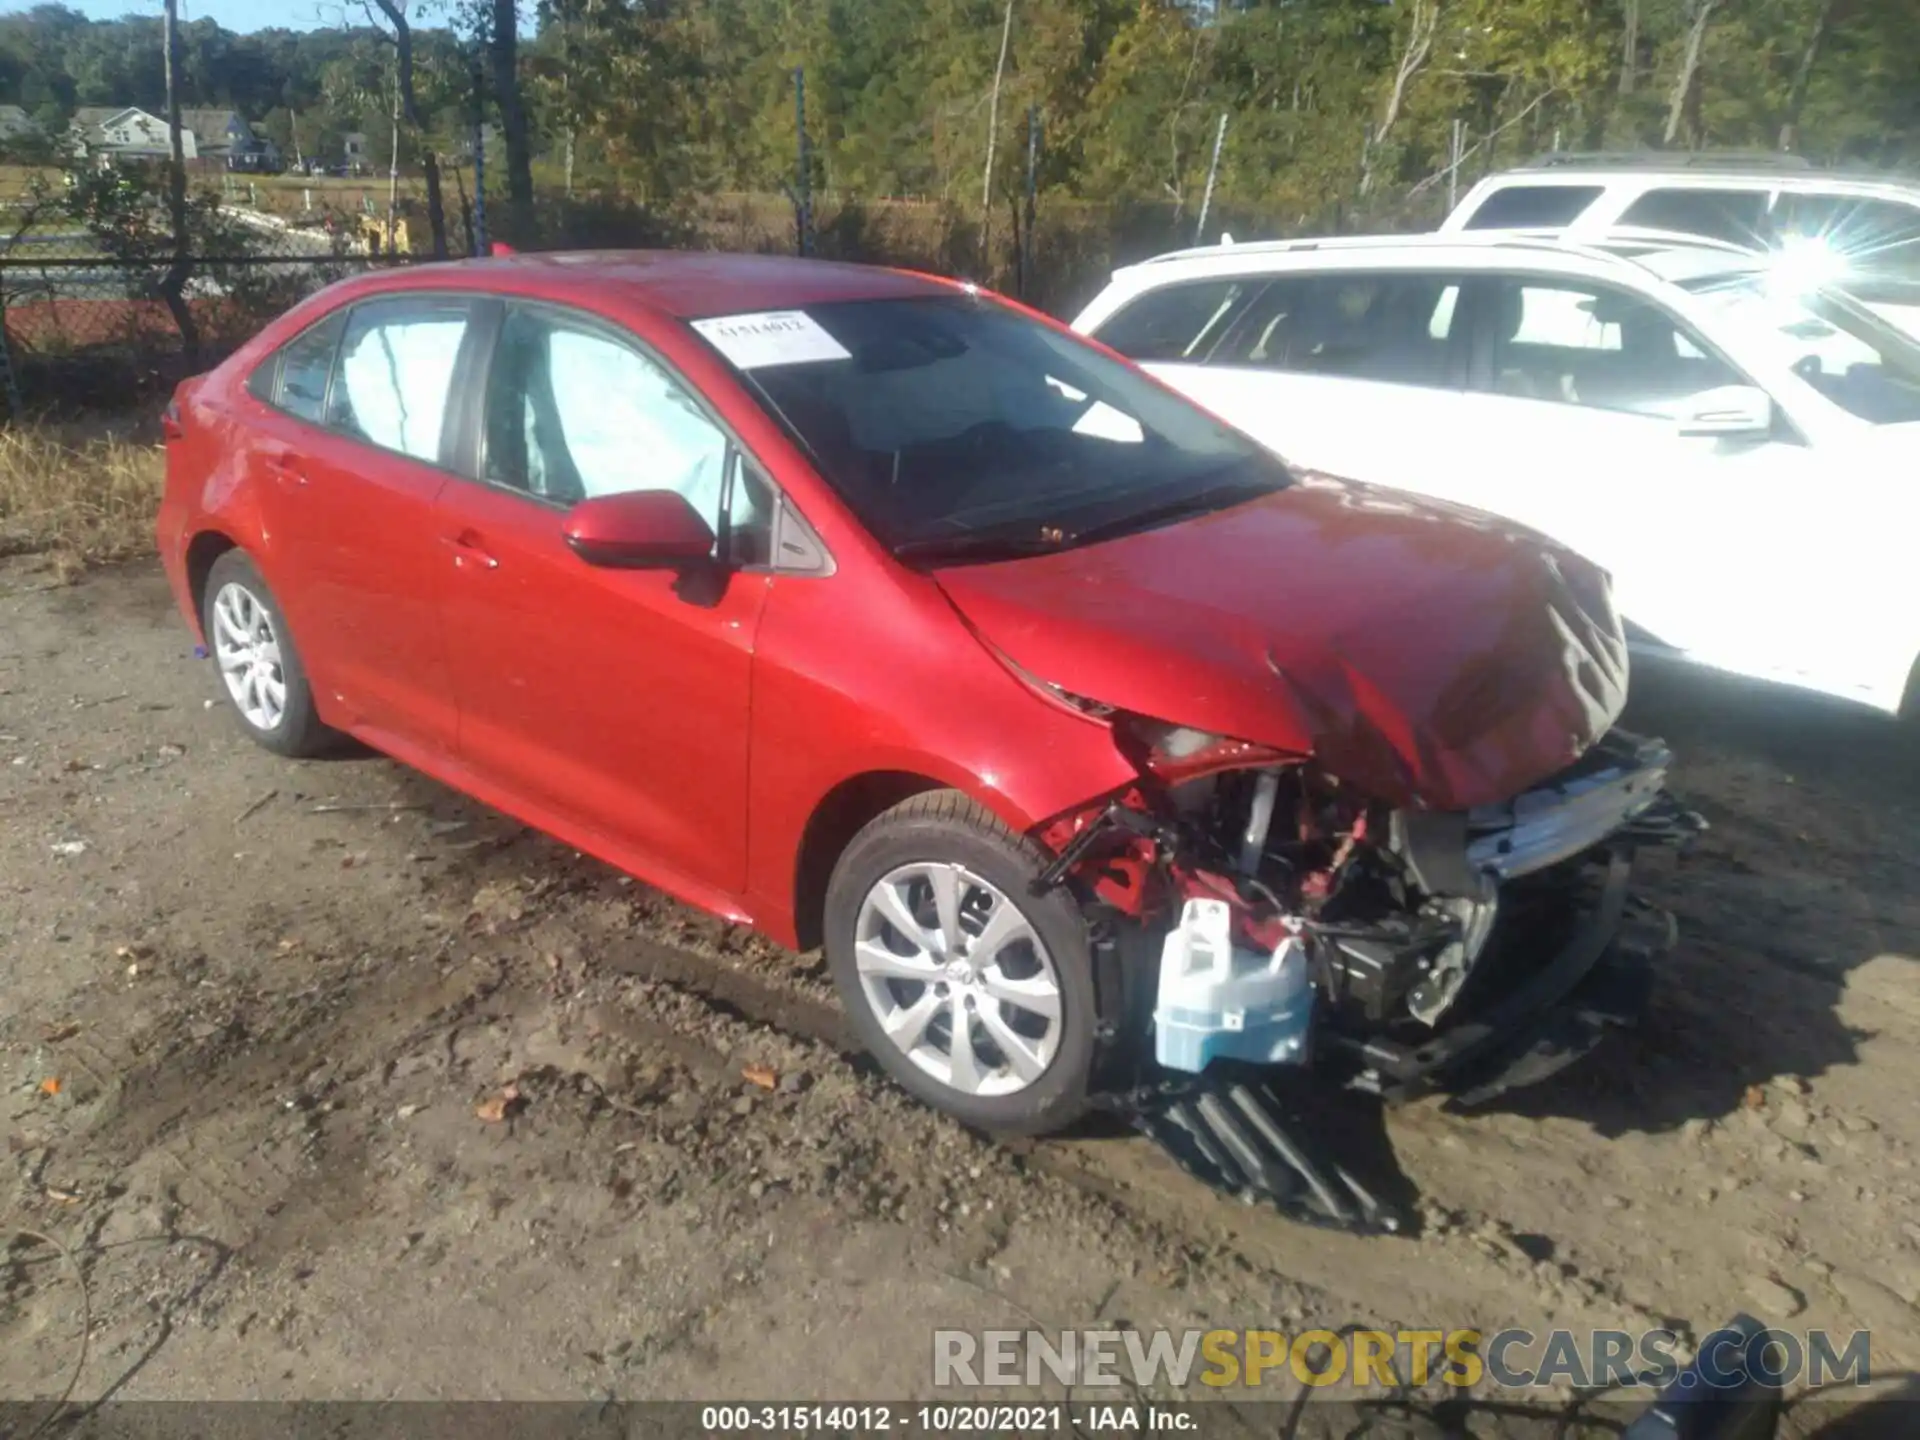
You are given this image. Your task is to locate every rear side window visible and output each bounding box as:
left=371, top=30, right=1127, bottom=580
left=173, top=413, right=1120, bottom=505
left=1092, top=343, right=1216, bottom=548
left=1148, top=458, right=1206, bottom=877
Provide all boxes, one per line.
left=1618, top=187, right=1770, bottom=245
left=1460, top=184, right=1604, bottom=230
left=248, top=311, right=344, bottom=423
left=325, top=297, right=472, bottom=463
left=1090, top=278, right=1267, bottom=362
left=1209, top=272, right=1463, bottom=389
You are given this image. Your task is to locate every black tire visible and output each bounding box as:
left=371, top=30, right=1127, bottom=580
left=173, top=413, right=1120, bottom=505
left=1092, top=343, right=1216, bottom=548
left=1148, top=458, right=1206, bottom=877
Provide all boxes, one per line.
left=824, top=789, right=1101, bottom=1137
left=201, top=549, right=339, bottom=759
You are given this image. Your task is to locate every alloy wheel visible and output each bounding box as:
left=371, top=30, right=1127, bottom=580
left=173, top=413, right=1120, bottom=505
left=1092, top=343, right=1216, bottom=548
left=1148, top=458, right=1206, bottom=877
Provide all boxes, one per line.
left=211, top=580, right=287, bottom=732
left=851, top=861, right=1064, bottom=1098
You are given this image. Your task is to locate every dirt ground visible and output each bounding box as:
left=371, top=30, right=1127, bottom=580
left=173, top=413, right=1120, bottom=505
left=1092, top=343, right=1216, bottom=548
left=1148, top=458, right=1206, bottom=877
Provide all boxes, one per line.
left=3, top=554, right=1919, bottom=1434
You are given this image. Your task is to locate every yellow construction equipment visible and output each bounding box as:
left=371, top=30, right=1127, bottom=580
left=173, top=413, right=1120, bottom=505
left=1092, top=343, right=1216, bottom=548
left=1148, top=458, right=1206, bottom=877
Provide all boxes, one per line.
left=356, top=214, right=412, bottom=256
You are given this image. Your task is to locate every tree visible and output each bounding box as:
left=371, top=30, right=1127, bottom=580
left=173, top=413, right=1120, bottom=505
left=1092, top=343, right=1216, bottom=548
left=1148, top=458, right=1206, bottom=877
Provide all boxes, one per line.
left=1778, top=0, right=1836, bottom=152
left=366, top=0, right=450, bottom=256
left=488, top=0, right=534, bottom=239
left=1664, top=0, right=1718, bottom=147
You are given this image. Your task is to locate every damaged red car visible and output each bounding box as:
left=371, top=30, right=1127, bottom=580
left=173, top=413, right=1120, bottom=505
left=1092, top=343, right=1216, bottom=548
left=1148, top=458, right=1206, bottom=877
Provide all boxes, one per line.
left=157, top=252, right=1700, bottom=1229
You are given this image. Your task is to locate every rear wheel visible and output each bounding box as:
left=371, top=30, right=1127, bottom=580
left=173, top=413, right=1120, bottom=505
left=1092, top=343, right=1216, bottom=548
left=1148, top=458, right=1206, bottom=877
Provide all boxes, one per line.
left=202, top=549, right=339, bottom=758
left=824, top=790, right=1100, bottom=1136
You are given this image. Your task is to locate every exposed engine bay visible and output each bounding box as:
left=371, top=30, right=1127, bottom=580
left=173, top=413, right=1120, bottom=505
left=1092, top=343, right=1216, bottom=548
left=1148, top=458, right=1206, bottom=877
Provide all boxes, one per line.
left=1034, top=724, right=1704, bottom=1231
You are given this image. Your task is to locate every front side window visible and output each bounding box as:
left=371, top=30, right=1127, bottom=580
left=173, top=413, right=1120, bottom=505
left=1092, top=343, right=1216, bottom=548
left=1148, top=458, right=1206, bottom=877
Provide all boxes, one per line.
left=698, top=293, right=1290, bottom=559
left=326, top=297, right=471, bottom=463
left=482, top=308, right=729, bottom=513
left=480, top=306, right=776, bottom=560
left=1681, top=274, right=1920, bottom=425
left=1481, top=278, right=1741, bottom=416
left=1460, top=184, right=1604, bottom=230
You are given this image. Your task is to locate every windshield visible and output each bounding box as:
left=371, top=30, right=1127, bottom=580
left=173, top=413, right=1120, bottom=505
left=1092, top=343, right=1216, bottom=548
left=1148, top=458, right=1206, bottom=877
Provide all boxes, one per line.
left=1681, top=274, right=1920, bottom=425
left=689, top=293, right=1290, bottom=558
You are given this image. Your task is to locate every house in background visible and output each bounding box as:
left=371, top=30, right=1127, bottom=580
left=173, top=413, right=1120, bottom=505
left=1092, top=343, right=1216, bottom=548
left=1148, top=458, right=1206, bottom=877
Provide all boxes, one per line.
left=64, top=106, right=281, bottom=173
left=341, top=131, right=369, bottom=176
left=67, top=107, right=193, bottom=166
left=180, top=108, right=279, bottom=172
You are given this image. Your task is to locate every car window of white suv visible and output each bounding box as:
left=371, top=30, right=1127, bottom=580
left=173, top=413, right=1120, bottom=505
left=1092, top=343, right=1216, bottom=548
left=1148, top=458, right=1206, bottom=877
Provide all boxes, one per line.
left=1616, top=187, right=1772, bottom=246
left=1770, top=194, right=1920, bottom=294
left=1090, top=278, right=1267, bottom=362
left=1483, top=278, right=1743, bottom=416
left=1461, top=184, right=1604, bottom=229
left=1209, top=272, right=1464, bottom=389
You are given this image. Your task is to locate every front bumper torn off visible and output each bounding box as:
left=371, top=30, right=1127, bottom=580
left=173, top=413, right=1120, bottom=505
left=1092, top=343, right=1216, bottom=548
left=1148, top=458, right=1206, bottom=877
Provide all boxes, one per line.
left=1115, top=850, right=1679, bottom=1234
left=1332, top=849, right=1675, bottom=1106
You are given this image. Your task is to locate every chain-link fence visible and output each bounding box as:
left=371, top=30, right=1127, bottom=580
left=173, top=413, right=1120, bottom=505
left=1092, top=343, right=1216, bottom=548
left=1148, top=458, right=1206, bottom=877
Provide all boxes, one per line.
left=0, top=187, right=419, bottom=415
left=0, top=157, right=1444, bottom=419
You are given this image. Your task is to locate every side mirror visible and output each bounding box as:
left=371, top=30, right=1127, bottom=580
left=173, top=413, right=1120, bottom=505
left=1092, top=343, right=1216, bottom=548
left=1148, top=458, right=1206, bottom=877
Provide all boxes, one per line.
left=1676, top=384, right=1774, bottom=439
left=562, top=490, right=715, bottom=569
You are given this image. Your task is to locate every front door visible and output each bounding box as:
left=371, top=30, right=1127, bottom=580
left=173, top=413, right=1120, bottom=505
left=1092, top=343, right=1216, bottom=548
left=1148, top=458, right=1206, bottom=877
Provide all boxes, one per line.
left=1452, top=273, right=1858, bottom=698
left=434, top=300, right=773, bottom=899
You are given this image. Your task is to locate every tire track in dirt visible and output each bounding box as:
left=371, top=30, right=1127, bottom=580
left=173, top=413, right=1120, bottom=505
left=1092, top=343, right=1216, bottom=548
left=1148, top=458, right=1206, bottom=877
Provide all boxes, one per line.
left=7, top=560, right=1920, bottom=1401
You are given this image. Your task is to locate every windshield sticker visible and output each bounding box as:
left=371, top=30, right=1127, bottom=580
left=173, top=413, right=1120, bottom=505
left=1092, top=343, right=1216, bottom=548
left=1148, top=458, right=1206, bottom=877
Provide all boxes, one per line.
left=691, top=310, right=851, bottom=369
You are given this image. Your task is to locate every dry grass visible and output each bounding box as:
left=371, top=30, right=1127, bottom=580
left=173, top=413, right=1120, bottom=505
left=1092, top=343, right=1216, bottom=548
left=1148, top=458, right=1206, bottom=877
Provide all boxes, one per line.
left=0, top=421, right=164, bottom=580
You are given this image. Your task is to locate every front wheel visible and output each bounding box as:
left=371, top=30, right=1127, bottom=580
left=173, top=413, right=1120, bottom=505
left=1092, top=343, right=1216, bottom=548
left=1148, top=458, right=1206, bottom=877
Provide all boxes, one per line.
left=823, top=791, right=1101, bottom=1136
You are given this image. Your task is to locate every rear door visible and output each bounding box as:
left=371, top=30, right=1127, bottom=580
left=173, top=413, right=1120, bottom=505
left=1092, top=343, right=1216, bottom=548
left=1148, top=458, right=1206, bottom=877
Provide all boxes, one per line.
left=238, top=293, right=475, bottom=754
left=1090, top=269, right=1478, bottom=499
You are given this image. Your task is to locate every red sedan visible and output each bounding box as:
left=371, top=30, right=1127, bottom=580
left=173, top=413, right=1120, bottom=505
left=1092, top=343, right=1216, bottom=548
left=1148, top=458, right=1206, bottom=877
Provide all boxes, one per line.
left=157, top=251, right=1695, bottom=1191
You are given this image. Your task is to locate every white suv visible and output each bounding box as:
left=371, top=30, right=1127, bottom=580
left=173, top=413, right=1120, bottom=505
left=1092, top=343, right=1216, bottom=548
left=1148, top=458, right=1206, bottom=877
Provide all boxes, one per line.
left=1440, top=153, right=1920, bottom=338
left=1071, top=232, right=1920, bottom=717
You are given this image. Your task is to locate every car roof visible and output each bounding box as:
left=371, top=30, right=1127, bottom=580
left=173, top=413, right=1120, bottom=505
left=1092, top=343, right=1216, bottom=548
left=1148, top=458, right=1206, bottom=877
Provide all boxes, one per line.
left=325, top=249, right=954, bottom=321
left=1475, top=155, right=1920, bottom=191
left=1116, top=230, right=1751, bottom=284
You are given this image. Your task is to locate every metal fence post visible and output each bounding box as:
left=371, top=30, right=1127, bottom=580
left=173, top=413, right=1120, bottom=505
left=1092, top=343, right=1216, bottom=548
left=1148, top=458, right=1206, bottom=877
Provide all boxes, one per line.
left=0, top=272, right=21, bottom=423
left=471, top=49, right=488, bottom=256
left=794, top=66, right=812, bottom=258
left=1448, top=117, right=1465, bottom=211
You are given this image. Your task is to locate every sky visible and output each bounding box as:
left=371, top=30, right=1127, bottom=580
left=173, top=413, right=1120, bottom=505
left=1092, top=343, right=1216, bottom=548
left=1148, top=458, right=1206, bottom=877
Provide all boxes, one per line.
left=1, top=0, right=327, bottom=29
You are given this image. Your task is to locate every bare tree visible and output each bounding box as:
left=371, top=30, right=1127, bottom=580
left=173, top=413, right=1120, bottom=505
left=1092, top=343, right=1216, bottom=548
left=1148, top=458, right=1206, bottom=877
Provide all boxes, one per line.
left=1778, top=0, right=1837, bottom=152
left=1663, top=0, right=1718, bottom=148
left=366, top=0, right=450, bottom=257
left=1362, top=0, right=1442, bottom=195
left=980, top=0, right=1015, bottom=266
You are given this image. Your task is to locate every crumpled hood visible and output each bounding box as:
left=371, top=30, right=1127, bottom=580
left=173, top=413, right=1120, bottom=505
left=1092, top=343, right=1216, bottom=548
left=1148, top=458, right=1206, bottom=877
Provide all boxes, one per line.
left=934, top=474, right=1629, bottom=812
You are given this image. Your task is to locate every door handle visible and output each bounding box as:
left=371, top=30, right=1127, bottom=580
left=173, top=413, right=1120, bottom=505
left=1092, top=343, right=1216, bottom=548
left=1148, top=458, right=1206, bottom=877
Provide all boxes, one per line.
left=445, top=529, right=500, bottom=570
left=261, top=450, right=308, bottom=488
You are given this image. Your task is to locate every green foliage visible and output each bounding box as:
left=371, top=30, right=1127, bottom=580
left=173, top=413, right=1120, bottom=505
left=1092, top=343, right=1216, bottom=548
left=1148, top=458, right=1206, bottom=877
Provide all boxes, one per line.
left=0, top=0, right=1915, bottom=241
